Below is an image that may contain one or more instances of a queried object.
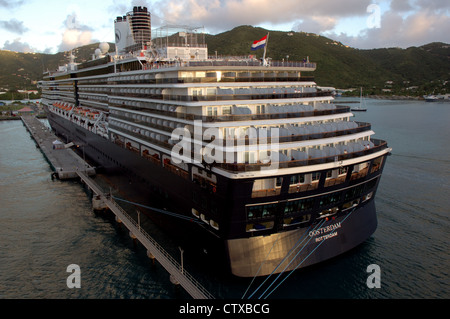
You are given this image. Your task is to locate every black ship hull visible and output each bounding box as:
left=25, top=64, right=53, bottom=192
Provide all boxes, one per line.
left=46, top=110, right=383, bottom=277
left=226, top=200, right=377, bottom=277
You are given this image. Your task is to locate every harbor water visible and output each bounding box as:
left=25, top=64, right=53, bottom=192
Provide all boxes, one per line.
left=0, top=98, right=448, bottom=299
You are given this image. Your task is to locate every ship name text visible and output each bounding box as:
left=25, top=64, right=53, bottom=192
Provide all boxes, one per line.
left=309, top=222, right=341, bottom=242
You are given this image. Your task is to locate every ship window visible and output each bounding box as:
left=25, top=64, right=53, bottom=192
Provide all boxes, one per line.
left=362, top=192, right=373, bottom=202
left=365, top=177, right=379, bottom=190
left=290, top=174, right=305, bottom=185
left=312, top=172, right=321, bottom=181
left=326, top=170, right=333, bottom=179
left=276, top=177, right=283, bottom=187
left=371, top=156, right=384, bottom=173
left=206, top=88, right=216, bottom=95
left=344, top=184, right=365, bottom=200
left=350, top=161, right=370, bottom=180
left=207, top=107, right=218, bottom=116
left=339, top=166, right=348, bottom=175
left=343, top=199, right=360, bottom=209
left=324, top=168, right=347, bottom=187
left=246, top=221, right=274, bottom=232
left=252, top=177, right=282, bottom=197
left=284, top=198, right=315, bottom=215
left=247, top=203, right=278, bottom=220
left=283, top=214, right=311, bottom=227
left=318, top=191, right=342, bottom=207
left=222, top=106, right=231, bottom=115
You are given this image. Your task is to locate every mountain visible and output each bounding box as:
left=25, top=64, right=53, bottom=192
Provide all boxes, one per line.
left=0, top=25, right=448, bottom=96
left=206, top=26, right=449, bottom=92
left=0, top=43, right=116, bottom=92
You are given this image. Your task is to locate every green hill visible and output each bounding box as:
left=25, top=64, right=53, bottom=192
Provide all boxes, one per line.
left=206, top=26, right=449, bottom=92
left=0, top=25, right=448, bottom=97
left=0, top=43, right=116, bottom=92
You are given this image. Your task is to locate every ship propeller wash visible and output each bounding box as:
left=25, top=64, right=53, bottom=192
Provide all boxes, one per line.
left=39, top=6, right=391, bottom=278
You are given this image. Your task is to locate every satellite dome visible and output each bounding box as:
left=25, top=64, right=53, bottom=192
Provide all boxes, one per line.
left=95, top=48, right=102, bottom=57
left=99, top=42, right=110, bottom=54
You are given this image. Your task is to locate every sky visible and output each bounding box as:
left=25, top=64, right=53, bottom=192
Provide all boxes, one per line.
left=0, top=0, right=449, bottom=54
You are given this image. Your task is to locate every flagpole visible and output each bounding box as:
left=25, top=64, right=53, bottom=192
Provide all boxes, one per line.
left=263, top=32, right=269, bottom=66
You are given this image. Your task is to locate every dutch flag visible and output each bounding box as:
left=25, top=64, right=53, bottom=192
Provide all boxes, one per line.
left=251, top=35, right=268, bottom=51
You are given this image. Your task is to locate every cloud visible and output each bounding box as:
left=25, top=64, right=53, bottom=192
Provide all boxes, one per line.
left=149, top=0, right=372, bottom=33
left=0, top=19, right=29, bottom=35
left=103, top=0, right=448, bottom=49
left=390, top=0, right=414, bottom=12
left=58, top=12, right=96, bottom=52
left=0, top=0, right=24, bottom=9
left=3, top=38, right=35, bottom=52
left=293, top=16, right=338, bottom=33
left=414, top=0, right=450, bottom=12
left=326, top=8, right=450, bottom=49
left=63, top=12, right=94, bottom=32
left=108, top=0, right=151, bottom=16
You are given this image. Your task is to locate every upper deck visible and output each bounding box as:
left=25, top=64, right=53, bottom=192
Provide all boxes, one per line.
left=42, top=55, right=316, bottom=82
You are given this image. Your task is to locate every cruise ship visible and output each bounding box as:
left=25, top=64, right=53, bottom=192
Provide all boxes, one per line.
left=39, top=6, right=391, bottom=277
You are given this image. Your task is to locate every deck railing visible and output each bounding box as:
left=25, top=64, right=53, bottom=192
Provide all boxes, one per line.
left=108, top=90, right=332, bottom=103
left=216, top=139, right=389, bottom=173
left=110, top=116, right=372, bottom=145
left=109, top=103, right=350, bottom=123
left=110, top=124, right=389, bottom=173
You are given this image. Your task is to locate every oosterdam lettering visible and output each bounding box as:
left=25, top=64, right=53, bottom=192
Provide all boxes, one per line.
left=309, top=222, right=341, bottom=237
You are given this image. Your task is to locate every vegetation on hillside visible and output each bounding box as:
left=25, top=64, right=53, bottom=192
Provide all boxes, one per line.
left=0, top=25, right=448, bottom=97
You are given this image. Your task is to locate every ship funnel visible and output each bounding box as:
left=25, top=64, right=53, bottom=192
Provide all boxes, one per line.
left=114, top=6, right=151, bottom=54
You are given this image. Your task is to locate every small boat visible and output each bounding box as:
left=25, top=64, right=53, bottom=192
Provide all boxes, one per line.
left=423, top=94, right=439, bottom=102
left=351, top=87, right=367, bottom=112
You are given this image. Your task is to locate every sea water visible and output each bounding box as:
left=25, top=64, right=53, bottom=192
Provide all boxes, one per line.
left=0, top=98, right=448, bottom=299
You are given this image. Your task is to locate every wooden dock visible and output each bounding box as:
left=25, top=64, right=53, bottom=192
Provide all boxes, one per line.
left=21, top=115, right=95, bottom=179
left=21, top=115, right=213, bottom=299
left=77, top=171, right=214, bottom=299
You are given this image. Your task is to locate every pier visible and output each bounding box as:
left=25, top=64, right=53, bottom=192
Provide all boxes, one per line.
left=21, top=115, right=213, bottom=299
left=77, top=170, right=214, bottom=299
left=21, top=115, right=95, bottom=179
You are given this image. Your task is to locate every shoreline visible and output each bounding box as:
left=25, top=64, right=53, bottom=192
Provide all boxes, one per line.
left=0, top=115, right=46, bottom=121
left=341, top=94, right=450, bottom=102
left=369, top=95, right=421, bottom=100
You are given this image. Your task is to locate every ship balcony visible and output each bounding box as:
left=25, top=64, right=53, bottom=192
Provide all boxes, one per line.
left=110, top=89, right=331, bottom=103
left=217, top=139, right=389, bottom=173
left=109, top=58, right=316, bottom=72
left=110, top=108, right=370, bottom=141
left=110, top=121, right=388, bottom=174
left=110, top=115, right=372, bottom=158
left=108, top=102, right=350, bottom=123
left=222, top=122, right=371, bottom=146
left=107, top=74, right=315, bottom=85
left=110, top=113, right=176, bottom=134
left=187, top=60, right=316, bottom=70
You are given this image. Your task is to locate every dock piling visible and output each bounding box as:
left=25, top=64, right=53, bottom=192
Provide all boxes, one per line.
left=76, top=170, right=214, bottom=299
left=21, top=115, right=213, bottom=299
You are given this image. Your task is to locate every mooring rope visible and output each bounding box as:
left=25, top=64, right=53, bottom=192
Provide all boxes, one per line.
left=241, top=232, right=282, bottom=299
left=246, top=219, right=326, bottom=299
left=256, top=219, right=331, bottom=299
left=260, top=208, right=357, bottom=299
left=111, top=196, right=203, bottom=224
